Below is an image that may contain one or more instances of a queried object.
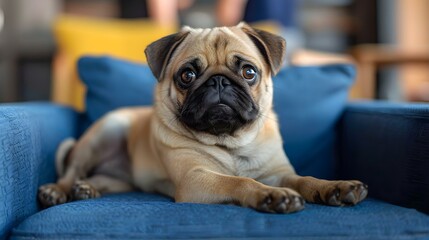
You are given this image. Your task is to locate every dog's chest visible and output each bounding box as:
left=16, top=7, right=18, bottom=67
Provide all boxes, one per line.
left=227, top=148, right=270, bottom=179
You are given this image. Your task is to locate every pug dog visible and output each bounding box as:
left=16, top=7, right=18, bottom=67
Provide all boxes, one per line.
left=38, top=23, right=367, bottom=213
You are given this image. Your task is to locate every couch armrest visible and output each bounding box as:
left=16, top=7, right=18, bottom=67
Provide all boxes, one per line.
left=339, top=101, right=429, bottom=214
left=0, top=102, right=82, bottom=238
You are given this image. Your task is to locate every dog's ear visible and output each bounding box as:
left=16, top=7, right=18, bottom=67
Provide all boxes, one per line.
left=239, top=22, right=286, bottom=75
left=145, top=31, right=190, bottom=81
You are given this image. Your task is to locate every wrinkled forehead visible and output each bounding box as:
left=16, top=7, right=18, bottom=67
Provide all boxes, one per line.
left=170, top=26, right=265, bottom=70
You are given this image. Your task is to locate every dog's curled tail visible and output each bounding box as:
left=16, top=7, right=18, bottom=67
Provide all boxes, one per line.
left=55, top=138, right=76, bottom=178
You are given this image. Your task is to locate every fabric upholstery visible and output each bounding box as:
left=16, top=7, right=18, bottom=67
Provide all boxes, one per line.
left=11, top=193, right=429, bottom=239
left=0, top=103, right=82, bottom=239
left=78, top=56, right=354, bottom=179
left=273, top=64, right=354, bottom=179
left=339, top=101, right=429, bottom=214
left=78, top=56, right=156, bottom=123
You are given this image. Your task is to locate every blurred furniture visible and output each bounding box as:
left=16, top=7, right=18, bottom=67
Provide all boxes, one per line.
left=291, top=49, right=354, bottom=66
left=299, top=0, right=378, bottom=53
left=395, top=0, right=429, bottom=101
left=0, top=0, right=58, bottom=103
left=350, top=45, right=429, bottom=99
left=52, top=15, right=176, bottom=110
left=1, top=100, right=429, bottom=239
left=291, top=47, right=429, bottom=100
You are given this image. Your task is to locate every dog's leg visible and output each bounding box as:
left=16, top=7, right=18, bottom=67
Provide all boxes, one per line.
left=257, top=167, right=368, bottom=206
left=71, top=175, right=134, bottom=201
left=279, top=175, right=368, bottom=206
left=257, top=149, right=368, bottom=207
left=260, top=166, right=369, bottom=206
left=38, top=112, right=131, bottom=208
left=175, top=167, right=305, bottom=213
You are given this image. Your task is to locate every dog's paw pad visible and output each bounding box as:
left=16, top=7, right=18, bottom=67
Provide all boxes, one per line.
left=255, top=188, right=305, bottom=214
left=71, top=181, right=100, bottom=200
left=325, top=181, right=368, bottom=206
left=38, top=184, right=68, bottom=208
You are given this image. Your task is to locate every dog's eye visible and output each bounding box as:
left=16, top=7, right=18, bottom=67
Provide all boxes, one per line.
left=241, top=65, right=257, bottom=81
left=181, top=69, right=196, bottom=84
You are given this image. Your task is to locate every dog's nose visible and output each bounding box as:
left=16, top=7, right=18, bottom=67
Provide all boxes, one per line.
left=206, top=75, right=231, bottom=91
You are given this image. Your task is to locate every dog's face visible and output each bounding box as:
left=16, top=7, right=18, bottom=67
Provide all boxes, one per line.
left=145, top=23, right=285, bottom=136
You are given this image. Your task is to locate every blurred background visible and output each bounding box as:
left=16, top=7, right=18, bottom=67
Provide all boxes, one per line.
left=0, top=0, right=428, bottom=110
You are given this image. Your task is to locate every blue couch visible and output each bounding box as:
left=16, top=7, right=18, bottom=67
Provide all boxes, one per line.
left=1, top=58, right=429, bottom=239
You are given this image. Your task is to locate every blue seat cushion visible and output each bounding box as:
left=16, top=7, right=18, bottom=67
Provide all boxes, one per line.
left=12, top=193, right=429, bottom=239
left=78, top=56, right=354, bottom=179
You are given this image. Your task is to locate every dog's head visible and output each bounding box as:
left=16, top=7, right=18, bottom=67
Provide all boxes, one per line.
left=145, top=23, right=285, bottom=137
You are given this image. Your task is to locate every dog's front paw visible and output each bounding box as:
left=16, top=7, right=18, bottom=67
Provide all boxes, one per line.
left=321, top=181, right=368, bottom=206
left=249, top=187, right=305, bottom=214
left=38, top=184, right=68, bottom=208
left=71, top=180, right=100, bottom=200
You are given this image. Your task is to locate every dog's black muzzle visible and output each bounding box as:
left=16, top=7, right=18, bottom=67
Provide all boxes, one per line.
left=180, top=75, right=258, bottom=135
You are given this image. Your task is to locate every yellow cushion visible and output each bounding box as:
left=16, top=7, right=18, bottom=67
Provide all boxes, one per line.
left=52, top=15, right=176, bottom=110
